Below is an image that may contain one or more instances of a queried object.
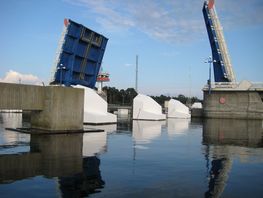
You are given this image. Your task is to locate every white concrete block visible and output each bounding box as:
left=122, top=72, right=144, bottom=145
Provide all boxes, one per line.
left=191, top=102, right=202, bottom=109
left=118, top=109, right=129, bottom=115
left=133, top=94, right=166, bottom=120
left=168, top=99, right=191, bottom=118
left=75, top=85, right=117, bottom=124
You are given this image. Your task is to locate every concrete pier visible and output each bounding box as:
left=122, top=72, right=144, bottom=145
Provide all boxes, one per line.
left=203, top=82, right=263, bottom=119
left=0, top=82, right=44, bottom=110
left=0, top=82, right=84, bottom=131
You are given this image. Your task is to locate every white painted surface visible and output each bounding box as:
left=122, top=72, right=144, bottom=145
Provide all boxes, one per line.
left=82, top=131, right=107, bottom=157
left=84, top=124, right=117, bottom=134
left=75, top=85, right=117, bottom=124
left=167, top=118, right=190, bottom=137
left=118, top=109, right=129, bottom=115
left=132, top=120, right=165, bottom=144
left=133, top=94, right=166, bottom=120
left=191, top=102, right=202, bottom=109
left=168, top=99, right=191, bottom=118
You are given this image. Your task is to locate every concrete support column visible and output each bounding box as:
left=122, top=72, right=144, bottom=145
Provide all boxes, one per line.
left=31, top=86, right=84, bottom=131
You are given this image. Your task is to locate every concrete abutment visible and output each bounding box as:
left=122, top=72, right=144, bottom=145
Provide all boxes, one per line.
left=0, top=83, right=84, bottom=131
left=203, top=90, right=263, bottom=119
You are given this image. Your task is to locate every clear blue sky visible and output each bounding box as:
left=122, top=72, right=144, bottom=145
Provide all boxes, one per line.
left=0, top=0, right=262, bottom=98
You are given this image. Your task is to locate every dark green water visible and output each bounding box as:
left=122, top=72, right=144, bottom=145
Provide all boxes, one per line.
left=0, top=113, right=263, bottom=197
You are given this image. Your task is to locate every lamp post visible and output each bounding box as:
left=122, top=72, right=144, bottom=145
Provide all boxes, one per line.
left=205, top=56, right=216, bottom=94
left=58, top=63, right=66, bottom=86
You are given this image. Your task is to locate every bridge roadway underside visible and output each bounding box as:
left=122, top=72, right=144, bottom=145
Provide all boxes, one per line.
left=0, top=82, right=84, bottom=131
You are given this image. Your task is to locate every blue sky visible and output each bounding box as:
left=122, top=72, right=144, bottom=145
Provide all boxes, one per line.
left=0, top=0, right=262, bottom=98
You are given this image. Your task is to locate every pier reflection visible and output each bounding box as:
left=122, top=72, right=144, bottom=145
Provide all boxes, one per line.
left=0, top=131, right=106, bottom=197
left=203, top=119, right=263, bottom=198
left=59, top=156, right=105, bottom=197
left=167, top=118, right=190, bottom=138
left=132, top=120, right=165, bottom=144
left=0, top=134, right=83, bottom=183
left=117, top=116, right=133, bottom=131
left=203, top=119, right=263, bottom=147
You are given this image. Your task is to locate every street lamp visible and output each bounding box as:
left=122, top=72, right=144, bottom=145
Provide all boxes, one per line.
left=58, top=63, right=66, bottom=86
left=205, top=56, right=216, bottom=94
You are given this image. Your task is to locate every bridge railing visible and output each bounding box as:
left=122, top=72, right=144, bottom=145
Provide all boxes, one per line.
left=203, top=81, right=263, bottom=91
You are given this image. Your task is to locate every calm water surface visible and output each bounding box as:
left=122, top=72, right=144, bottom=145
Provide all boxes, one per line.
left=0, top=113, right=263, bottom=197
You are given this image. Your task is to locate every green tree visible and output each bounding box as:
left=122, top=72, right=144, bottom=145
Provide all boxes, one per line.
left=102, top=86, right=201, bottom=106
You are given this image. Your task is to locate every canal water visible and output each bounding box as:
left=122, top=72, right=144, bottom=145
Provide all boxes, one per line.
left=0, top=113, right=263, bottom=197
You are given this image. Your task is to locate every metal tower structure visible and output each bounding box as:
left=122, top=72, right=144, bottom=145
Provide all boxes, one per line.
left=203, top=0, right=236, bottom=82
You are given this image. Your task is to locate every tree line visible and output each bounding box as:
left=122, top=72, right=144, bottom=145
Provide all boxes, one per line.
left=102, top=86, right=202, bottom=107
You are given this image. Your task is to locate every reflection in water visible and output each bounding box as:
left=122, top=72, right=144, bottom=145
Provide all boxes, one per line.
left=203, top=119, right=263, bottom=198
left=203, top=119, right=263, bottom=147
left=0, top=113, right=30, bottom=154
left=167, top=118, right=190, bottom=138
left=83, top=124, right=116, bottom=157
left=30, top=134, right=83, bottom=178
left=0, top=114, right=24, bottom=142
left=0, top=113, right=22, bottom=129
left=83, top=131, right=107, bottom=157
left=0, top=131, right=106, bottom=197
left=0, top=134, right=83, bottom=183
left=84, top=124, right=117, bottom=134
left=205, top=157, right=232, bottom=198
left=132, top=120, right=165, bottom=144
left=1, top=113, right=263, bottom=197
left=59, top=156, right=105, bottom=197
left=117, top=115, right=133, bottom=131
left=0, top=115, right=2, bottom=124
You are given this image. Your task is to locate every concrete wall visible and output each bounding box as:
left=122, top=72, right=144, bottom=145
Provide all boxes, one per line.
left=0, top=83, right=84, bottom=130
left=191, top=108, right=203, bottom=118
left=203, top=90, right=263, bottom=119
left=0, top=82, right=44, bottom=110
left=31, top=86, right=84, bottom=131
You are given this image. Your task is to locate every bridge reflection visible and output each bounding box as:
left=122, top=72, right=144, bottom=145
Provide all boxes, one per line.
left=203, top=119, right=263, bottom=198
left=0, top=131, right=106, bottom=197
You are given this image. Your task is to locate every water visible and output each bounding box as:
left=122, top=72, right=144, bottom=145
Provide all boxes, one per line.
left=0, top=113, right=263, bottom=197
